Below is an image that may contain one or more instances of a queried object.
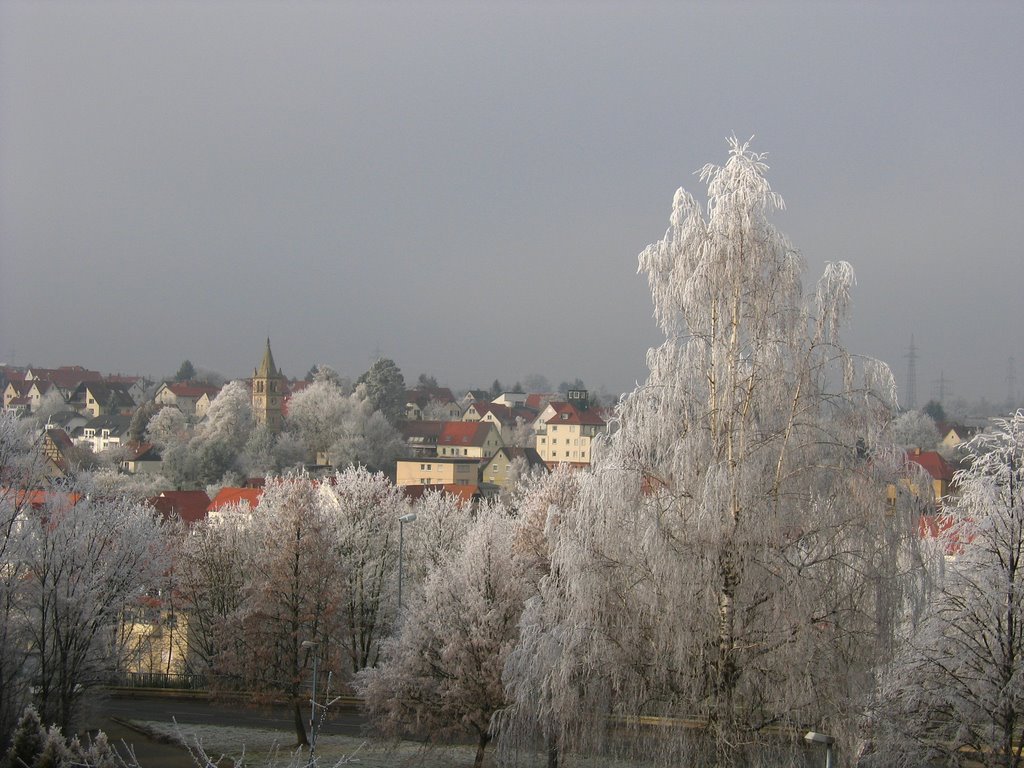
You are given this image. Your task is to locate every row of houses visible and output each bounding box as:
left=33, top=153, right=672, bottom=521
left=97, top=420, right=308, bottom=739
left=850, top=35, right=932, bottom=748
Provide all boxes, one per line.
left=1, top=346, right=613, bottom=498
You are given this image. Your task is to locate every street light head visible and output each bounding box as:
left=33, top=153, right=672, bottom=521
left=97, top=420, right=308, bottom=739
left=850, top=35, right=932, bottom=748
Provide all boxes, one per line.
left=399, top=513, right=417, bottom=523
left=300, top=640, right=320, bottom=649
left=804, top=731, right=835, bottom=745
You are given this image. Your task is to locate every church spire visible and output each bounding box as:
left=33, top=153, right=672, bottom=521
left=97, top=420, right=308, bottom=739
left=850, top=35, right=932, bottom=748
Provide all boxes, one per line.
left=255, top=337, right=279, bottom=379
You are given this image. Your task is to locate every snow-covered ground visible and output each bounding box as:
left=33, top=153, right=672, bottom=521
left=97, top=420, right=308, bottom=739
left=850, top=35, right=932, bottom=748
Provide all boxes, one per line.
left=132, top=720, right=642, bottom=768
left=133, top=720, right=485, bottom=768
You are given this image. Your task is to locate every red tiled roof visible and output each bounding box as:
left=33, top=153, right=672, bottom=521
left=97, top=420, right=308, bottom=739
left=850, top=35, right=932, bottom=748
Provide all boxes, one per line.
left=29, top=367, right=103, bottom=390
left=905, top=449, right=955, bottom=482
left=545, top=402, right=606, bottom=427
left=148, top=490, right=211, bottom=526
left=208, top=487, right=263, bottom=512
left=9, top=489, right=83, bottom=510
left=124, top=442, right=160, bottom=461
left=919, top=513, right=972, bottom=555
left=439, top=421, right=495, bottom=447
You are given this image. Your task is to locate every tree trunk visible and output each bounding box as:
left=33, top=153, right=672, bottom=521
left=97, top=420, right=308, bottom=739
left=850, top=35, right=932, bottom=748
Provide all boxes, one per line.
left=473, top=731, right=490, bottom=768
left=715, top=545, right=739, bottom=768
left=546, top=733, right=558, bottom=768
left=293, top=699, right=309, bottom=747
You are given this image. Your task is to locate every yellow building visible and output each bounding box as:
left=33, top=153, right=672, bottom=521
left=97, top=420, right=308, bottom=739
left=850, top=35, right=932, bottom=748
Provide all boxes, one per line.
left=533, top=400, right=606, bottom=467
left=395, top=457, right=479, bottom=486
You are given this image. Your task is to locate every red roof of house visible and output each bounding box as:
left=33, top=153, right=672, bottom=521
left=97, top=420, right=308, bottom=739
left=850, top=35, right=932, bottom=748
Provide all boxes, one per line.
left=439, top=421, right=495, bottom=447
left=10, top=489, right=83, bottom=510
left=29, top=366, right=103, bottom=390
left=905, top=449, right=955, bottom=482
left=148, top=490, right=211, bottom=526
left=545, top=402, right=607, bottom=427
left=207, top=486, right=263, bottom=512
left=124, top=442, right=161, bottom=461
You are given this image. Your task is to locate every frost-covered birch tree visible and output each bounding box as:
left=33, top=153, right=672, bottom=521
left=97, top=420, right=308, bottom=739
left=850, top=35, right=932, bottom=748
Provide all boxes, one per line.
left=871, top=411, right=1024, bottom=768
left=499, top=140, right=924, bottom=768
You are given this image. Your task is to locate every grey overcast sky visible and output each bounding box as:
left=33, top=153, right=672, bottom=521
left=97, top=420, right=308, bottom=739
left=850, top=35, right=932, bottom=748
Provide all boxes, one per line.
left=1, top=1, right=1021, bottom=405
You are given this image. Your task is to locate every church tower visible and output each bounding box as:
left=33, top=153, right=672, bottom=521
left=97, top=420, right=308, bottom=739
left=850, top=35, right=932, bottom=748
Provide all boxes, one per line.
left=252, top=338, right=285, bottom=432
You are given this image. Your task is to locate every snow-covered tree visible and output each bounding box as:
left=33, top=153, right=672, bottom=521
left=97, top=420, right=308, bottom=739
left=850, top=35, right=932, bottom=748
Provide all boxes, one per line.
left=499, top=140, right=924, bottom=767
left=320, top=467, right=410, bottom=674
left=194, top=380, right=252, bottom=453
left=174, top=517, right=250, bottom=676
left=326, top=385, right=405, bottom=472
left=19, top=491, right=168, bottom=733
left=144, top=406, right=189, bottom=452
left=32, top=390, right=67, bottom=426
left=287, top=380, right=404, bottom=471
left=357, top=504, right=528, bottom=768
left=285, top=378, right=351, bottom=460
left=239, top=425, right=305, bottom=476
left=402, top=488, right=475, bottom=593
left=213, top=471, right=344, bottom=746
left=888, top=409, right=941, bottom=451
left=0, top=414, right=49, bottom=740
left=871, top=411, right=1024, bottom=767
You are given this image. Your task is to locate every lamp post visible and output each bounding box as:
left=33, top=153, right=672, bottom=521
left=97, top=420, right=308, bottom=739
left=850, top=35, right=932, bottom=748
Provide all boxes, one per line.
left=804, top=731, right=835, bottom=768
left=301, top=640, right=320, bottom=767
left=398, top=512, right=417, bottom=611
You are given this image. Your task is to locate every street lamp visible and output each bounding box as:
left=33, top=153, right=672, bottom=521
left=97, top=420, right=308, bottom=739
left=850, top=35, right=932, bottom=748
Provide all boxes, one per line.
left=301, top=640, right=320, bottom=767
left=804, top=731, right=835, bottom=768
left=398, top=512, right=417, bottom=611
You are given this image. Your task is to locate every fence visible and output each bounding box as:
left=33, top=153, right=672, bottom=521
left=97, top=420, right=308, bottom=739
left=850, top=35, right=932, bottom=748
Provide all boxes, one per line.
left=114, top=671, right=208, bottom=690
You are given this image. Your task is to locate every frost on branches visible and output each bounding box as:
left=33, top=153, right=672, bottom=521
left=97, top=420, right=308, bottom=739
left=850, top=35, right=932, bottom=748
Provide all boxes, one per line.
left=871, top=412, right=1024, bottom=768
left=499, top=140, right=925, bottom=767
left=357, top=504, right=528, bottom=768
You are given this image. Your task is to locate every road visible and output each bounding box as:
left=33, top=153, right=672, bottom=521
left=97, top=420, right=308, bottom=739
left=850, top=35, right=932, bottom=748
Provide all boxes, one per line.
left=97, top=691, right=366, bottom=737
left=83, top=691, right=368, bottom=768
